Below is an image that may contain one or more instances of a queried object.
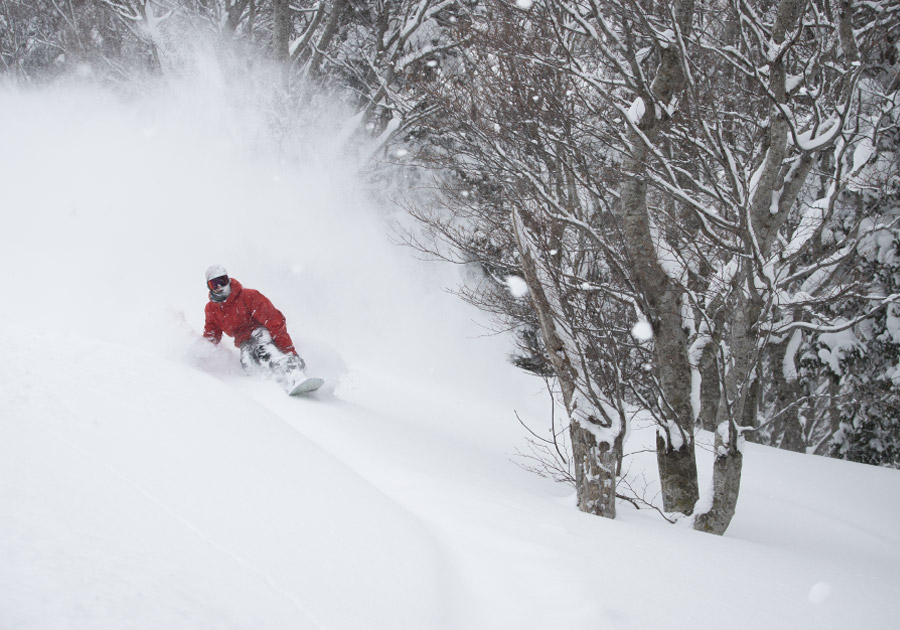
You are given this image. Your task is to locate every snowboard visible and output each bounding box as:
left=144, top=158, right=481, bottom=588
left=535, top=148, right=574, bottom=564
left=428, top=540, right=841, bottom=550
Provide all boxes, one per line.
left=288, top=376, right=325, bottom=396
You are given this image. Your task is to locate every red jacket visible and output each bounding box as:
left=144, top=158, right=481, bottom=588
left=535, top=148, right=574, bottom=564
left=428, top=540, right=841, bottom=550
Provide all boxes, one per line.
left=204, top=279, right=296, bottom=354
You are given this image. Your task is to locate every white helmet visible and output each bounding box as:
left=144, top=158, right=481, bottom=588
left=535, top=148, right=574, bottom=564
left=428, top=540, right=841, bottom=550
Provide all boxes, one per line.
left=205, top=264, right=228, bottom=283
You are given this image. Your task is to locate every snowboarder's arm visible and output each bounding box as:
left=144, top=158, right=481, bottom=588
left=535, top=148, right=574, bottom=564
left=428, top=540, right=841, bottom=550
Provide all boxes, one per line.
left=203, top=305, right=223, bottom=345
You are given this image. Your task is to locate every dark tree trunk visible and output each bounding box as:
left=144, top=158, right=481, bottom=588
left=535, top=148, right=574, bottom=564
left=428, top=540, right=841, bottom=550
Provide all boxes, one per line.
left=618, top=0, right=700, bottom=515
left=698, top=341, right=720, bottom=433
left=272, top=0, right=291, bottom=64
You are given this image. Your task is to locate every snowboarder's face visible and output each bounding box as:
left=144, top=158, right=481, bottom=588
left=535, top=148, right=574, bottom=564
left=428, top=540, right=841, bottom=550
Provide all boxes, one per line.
left=207, top=275, right=230, bottom=293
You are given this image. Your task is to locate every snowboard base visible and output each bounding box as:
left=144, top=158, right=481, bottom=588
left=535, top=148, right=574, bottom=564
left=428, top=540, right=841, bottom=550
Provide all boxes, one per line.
left=288, top=377, right=325, bottom=396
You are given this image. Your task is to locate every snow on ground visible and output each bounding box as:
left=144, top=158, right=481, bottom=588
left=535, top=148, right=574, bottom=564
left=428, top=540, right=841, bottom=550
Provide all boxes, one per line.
left=1, top=75, right=899, bottom=630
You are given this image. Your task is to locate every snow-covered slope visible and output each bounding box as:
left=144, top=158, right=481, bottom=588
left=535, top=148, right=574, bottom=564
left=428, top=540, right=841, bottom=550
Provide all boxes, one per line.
left=1, top=79, right=899, bottom=630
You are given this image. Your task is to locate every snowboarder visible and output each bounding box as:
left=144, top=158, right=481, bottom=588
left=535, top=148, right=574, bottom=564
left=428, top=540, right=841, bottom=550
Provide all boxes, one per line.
left=203, top=265, right=323, bottom=395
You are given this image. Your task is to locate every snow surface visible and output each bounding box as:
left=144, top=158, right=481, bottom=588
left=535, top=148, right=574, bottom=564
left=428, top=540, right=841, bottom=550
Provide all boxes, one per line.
left=2, top=75, right=900, bottom=630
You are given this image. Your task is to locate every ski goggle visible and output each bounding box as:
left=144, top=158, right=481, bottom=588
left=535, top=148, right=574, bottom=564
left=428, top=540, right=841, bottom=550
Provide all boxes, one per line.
left=207, top=275, right=230, bottom=291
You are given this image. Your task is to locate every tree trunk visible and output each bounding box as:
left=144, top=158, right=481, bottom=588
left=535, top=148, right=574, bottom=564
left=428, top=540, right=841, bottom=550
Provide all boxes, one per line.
left=618, top=0, right=700, bottom=515
left=225, top=0, right=252, bottom=34
left=272, top=0, right=291, bottom=64
left=513, top=209, right=620, bottom=518
left=693, top=0, right=812, bottom=535
left=307, top=0, right=347, bottom=80
left=571, top=423, right=620, bottom=517
left=698, top=340, right=720, bottom=433
left=770, top=337, right=806, bottom=452
left=694, top=284, right=754, bottom=534
left=620, top=175, right=699, bottom=514
left=741, top=370, right=761, bottom=444
left=694, top=449, right=743, bottom=534
left=814, top=373, right=842, bottom=455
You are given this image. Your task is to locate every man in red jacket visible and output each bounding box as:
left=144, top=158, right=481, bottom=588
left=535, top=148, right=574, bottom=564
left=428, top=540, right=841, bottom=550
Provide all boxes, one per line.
left=203, top=264, right=307, bottom=380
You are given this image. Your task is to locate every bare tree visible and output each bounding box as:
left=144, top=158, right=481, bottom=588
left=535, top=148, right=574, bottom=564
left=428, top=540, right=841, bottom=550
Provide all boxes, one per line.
left=545, top=0, right=899, bottom=533
left=0, top=0, right=146, bottom=78
left=99, top=0, right=177, bottom=69
left=287, top=0, right=470, bottom=156
left=406, top=0, right=899, bottom=534
left=407, top=4, right=646, bottom=517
